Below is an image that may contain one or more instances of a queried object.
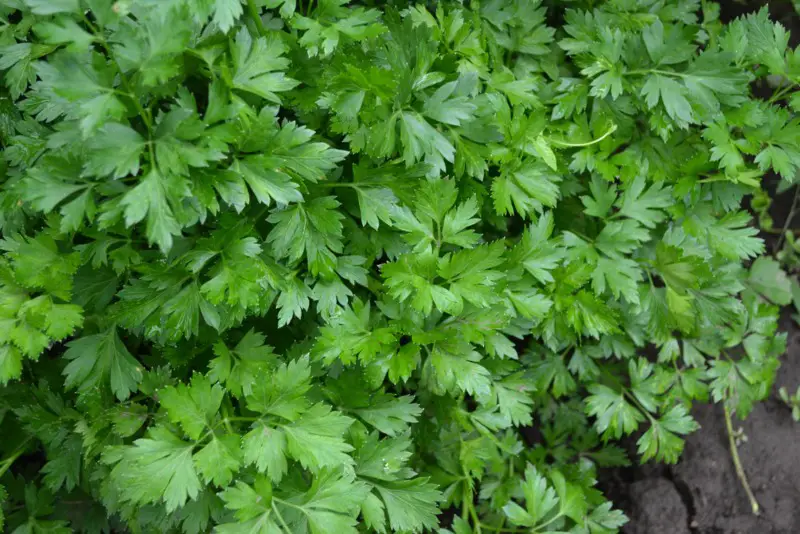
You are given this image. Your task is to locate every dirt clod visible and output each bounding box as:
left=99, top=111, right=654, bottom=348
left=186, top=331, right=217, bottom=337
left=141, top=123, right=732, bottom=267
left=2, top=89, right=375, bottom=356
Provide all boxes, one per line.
left=625, top=478, right=690, bottom=534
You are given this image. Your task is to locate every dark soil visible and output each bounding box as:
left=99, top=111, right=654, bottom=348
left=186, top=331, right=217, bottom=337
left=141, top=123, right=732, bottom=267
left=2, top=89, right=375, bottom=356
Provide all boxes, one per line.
left=606, top=317, right=800, bottom=534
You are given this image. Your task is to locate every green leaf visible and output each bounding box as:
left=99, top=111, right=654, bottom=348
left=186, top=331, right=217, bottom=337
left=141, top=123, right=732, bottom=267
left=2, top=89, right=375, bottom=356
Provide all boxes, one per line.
left=233, top=159, right=303, bottom=206
left=700, top=210, right=764, bottom=260
left=293, top=5, right=383, bottom=57
left=422, top=76, right=477, bottom=127
left=591, top=256, right=641, bottom=304
left=23, top=0, right=80, bottom=15
left=441, top=196, right=481, bottom=248
left=83, top=123, right=145, bottom=178
left=514, top=468, right=554, bottom=525
left=704, top=122, right=745, bottom=171
left=282, top=404, right=355, bottom=472
left=353, top=395, right=422, bottom=437
left=581, top=176, right=618, bottom=219
left=265, top=0, right=296, bottom=18
left=748, top=257, right=792, bottom=305
left=427, top=347, right=492, bottom=397
left=585, top=384, right=644, bottom=439
left=388, top=344, right=421, bottom=384
left=315, top=299, right=395, bottom=365
left=213, top=0, right=244, bottom=33
left=492, top=163, right=561, bottom=219
left=0, top=345, right=23, bottom=384
left=532, top=135, right=557, bottom=170
left=246, top=356, right=311, bottom=420
left=3, top=234, right=81, bottom=300
left=231, top=29, right=298, bottom=102
left=33, top=17, right=94, bottom=51
left=193, top=433, right=241, bottom=486
left=63, top=328, right=142, bottom=401
left=159, top=374, right=225, bottom=441
left=280, top=471, right=369, bottom=533
left=587, top=501, right=628, bottom=531
left=209, top=329, right=275, bottom=398
left=373, top=479, right=442, bottom=533
left=510, top=211, right=564, bottom=284
left=217, top=476, right=277, bottom=532
left=356, top=187, right=397, bottom=229
left=399, top=112, right=455, bottom=171
left=105, top=426, right=202, bottom=512
left=267, top=196, right=344, bottom=277
left=615, top=176, right=672, bottom=228
left=120, top=169, right=183, bottom=253
left=641, top=74, right=693, bottom=124
left=636, top=404, right=699, bottom=463
left=242, top=424, right=288, bottom=482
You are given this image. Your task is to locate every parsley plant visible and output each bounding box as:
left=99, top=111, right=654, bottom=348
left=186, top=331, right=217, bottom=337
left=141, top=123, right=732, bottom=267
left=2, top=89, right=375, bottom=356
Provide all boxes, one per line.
left=0, top=0, right=798, bottom=532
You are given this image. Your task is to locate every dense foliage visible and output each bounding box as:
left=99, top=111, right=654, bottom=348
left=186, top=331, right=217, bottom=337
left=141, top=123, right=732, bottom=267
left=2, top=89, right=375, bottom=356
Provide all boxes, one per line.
left=0, top=0, right=798, bottom=532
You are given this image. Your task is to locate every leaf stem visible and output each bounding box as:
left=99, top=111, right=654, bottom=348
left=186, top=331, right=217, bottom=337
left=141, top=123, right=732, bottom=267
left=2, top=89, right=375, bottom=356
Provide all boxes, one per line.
left=273, top=496, right=305, bottom=512
left=0, top=438, right=32, bottom=478
left=569, top=229, right=594, bottom=242
left=272, top=501, right=294, bottom=533
left=534, top=510, right=566, bottom=531
left=148, top=140, right=158, bottom=172
left=462, top=485, right=482, bottom=534
left=224, top=415, right=260, bottom=422
left=762, top=227, right=800, bottom=235
left=479, top=521, right=522, bottom=533
left=549, top=123, right=618, bottom=148
left=625, top=68, right=690, bottom=79
left=469, top=502, right=482, bottom=534
left=767, top=83, right=796, bottom=105
left=723, top=404, right=760, bottom=516
left=774, top=185, right=800, bottom=254
left=314, top=182, right=359, bottom=189
left=697, top=176, right=727, bottom=184
left=221, top=406, right=235, bottom=433
left=247, top=0, right=267, bottom=36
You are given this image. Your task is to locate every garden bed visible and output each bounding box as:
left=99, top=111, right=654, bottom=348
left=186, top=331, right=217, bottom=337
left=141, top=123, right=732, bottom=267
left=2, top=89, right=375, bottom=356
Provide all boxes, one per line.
left=606, top=310, right=800, bottom=533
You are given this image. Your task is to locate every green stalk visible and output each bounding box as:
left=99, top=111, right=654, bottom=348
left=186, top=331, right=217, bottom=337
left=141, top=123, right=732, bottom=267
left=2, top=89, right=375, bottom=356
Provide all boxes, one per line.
left=479, top=522, right=522, bottom=533
left=774, top=185, right=800, bottom=254
left=549, top=123, right=618, bottom=148
left=247, top=0, right=266, bottom=36
left=0, top=439, right=31, bottom=478
left=272, top=502, right=294, bottom=534
left=723, top=404, right=760, bottom=516
left=767, top=83, right=797, bottom=105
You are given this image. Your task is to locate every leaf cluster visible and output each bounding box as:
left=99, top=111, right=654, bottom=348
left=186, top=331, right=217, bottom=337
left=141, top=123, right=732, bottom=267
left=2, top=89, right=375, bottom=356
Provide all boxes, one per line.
left=0, top=0, right=797, bottom=532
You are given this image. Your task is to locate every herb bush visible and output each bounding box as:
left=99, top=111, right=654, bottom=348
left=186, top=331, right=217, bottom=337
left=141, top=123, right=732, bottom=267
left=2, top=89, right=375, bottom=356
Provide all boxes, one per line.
left=0, top=0, right=798, bottom=532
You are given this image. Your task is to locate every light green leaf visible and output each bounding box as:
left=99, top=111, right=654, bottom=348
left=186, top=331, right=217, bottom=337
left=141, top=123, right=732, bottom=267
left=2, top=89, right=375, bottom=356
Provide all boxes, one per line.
left=159, top=374, right=225, bottom=440
left=748, top=256, right=792, bottom=305
left=63, top=328, right=141, bottom=401
left=282, top=404, right=355, bottom=471
left=231, top=29, right=299, bottom=102
left=105, top=426, right=202, bottom=512
left=120, top=169, right=183, bottom=253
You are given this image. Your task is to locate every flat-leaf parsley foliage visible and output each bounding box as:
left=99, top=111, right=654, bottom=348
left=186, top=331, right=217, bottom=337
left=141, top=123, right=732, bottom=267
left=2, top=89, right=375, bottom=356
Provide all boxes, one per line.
left=0, top=0, right=796, bottom=532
